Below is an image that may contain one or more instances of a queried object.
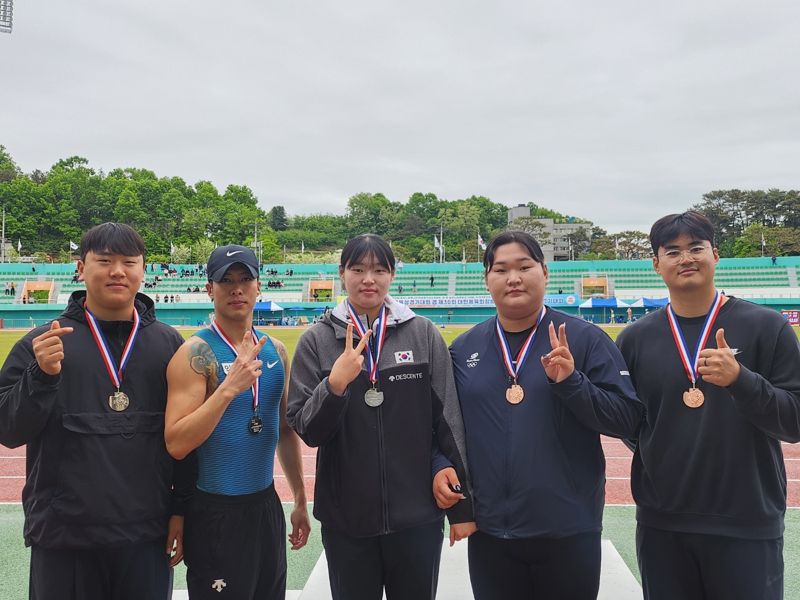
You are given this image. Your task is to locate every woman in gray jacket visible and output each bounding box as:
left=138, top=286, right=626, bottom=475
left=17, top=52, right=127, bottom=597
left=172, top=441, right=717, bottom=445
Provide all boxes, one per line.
left=288, top=233, right=475, bottom=600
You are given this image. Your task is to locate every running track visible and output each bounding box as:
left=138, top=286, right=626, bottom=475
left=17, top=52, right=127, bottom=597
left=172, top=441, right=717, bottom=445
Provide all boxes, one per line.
left=2, top=438, right=800, bottom=507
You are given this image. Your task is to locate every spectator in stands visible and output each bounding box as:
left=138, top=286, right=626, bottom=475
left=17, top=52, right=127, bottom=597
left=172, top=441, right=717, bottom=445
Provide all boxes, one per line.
left=186, top=286, right=192, bottom=293
left=288, top=233, right=475, bottom=599
left=10, top=281, right=16, bottom=296
left=155, top=294, right=160, bottom=303
left=430, top=274, right=435, bottom=287
left=412, top=280, right=417, bottom=293
left=174, top=294, right=181, bottom=303
left=398, top=284, right=403, bottom=295
left=450, top=230, right=641, bottom=599
left=772, top=255, right=777, bottom=266
left=617, top=211, right=800, bottom=600
left=0, top=222, right=192, bottom=600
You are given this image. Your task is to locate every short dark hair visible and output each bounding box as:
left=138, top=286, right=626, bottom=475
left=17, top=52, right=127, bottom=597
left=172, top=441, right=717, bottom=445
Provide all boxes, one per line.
left=649, top=211, right=715, bottom=255
left=80, top=223, right=146, bottom=262
left=483, top=230, right=545, bottom=273
left=339, top=234, right=395, bottom=272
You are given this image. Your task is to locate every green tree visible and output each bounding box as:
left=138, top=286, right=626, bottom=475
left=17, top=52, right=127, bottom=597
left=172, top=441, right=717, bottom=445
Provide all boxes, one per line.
left=269, top=206, right=288, bottom=231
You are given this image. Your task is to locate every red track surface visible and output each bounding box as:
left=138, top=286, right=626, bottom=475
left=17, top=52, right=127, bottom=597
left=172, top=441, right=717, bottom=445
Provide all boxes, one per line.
left=2, top=438, right=799, bottom=506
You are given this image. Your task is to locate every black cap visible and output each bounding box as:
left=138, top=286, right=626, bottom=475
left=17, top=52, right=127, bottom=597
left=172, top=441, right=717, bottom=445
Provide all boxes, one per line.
left=207, top=245, right=259, bottom=282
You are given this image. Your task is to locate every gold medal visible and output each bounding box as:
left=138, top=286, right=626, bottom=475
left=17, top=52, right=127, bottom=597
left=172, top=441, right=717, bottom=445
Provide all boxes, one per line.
left=683, top=387, right=704, bottom=409
left=109, top=391, right=130, bottom=412
left=506, top=384, right=524, bottom=405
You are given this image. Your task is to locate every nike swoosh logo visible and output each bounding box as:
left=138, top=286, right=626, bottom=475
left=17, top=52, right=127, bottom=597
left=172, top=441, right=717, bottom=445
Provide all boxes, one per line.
left=266, top=360, right=280, bottom=369
left=226, top=250, right=244, bottom=256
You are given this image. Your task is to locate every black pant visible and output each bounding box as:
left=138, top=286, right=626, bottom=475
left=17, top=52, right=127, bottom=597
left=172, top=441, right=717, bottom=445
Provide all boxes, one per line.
left=184, top=485, right=286, bottom=600
left=637, top=524, right=784, bottom=600
left=29, top=538, right=171, bottom=600
left=468, top=530, right=601, bottom=600
left=322, top=519, right=444, bottom=600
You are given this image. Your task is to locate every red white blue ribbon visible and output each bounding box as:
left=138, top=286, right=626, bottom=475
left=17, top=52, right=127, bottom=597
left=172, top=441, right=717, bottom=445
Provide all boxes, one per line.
left=211, top=320, right=260, bottom=412
left=346, top=302, right=388, bottom=385
left=495, top=306, right=546, bottom=383
left=85, top=306, right=141, bottom=391
left=666, top=291, right=724, bottom=385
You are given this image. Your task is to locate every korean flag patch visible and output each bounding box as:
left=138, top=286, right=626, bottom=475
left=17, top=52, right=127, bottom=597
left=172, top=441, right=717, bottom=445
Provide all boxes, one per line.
left=394, top=351, right=414, bottom=364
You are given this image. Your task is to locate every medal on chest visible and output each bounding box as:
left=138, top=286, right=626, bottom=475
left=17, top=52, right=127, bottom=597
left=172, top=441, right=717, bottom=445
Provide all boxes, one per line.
left=84, top=306, right=140, bottom=412
left=211, top=320, right=264, bottom=434
left=666, top=292, right=724, bottom=409
left=347, top=302, right=389, bottom=408
left=495, top=307, right=546, bottom=406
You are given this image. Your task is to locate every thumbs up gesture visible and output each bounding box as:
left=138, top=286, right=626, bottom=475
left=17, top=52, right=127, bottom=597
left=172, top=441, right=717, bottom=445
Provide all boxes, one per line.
left=697, top=328, right=741, bottom=387
left=32, top=320, right=74, bottom=376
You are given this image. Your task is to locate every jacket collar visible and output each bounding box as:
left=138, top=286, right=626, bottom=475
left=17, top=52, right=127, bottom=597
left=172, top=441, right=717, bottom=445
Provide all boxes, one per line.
left=62, top=290, right=156, bottom=326
left=327, top=295, right=415, bottom=339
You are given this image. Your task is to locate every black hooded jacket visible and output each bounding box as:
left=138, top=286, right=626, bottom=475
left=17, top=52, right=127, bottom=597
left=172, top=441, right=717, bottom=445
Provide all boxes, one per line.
left=0, top=291, right=195, bottom=548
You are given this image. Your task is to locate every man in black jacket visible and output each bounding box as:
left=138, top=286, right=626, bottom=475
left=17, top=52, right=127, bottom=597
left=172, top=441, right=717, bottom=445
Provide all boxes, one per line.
left=617, top=211, right=800, bottom=600
left=0, top=223, right=194, bottom=600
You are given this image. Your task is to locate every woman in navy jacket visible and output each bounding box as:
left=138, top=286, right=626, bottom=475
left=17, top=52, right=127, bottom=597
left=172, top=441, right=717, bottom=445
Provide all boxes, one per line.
left=450, top=231, right=643, bottom=599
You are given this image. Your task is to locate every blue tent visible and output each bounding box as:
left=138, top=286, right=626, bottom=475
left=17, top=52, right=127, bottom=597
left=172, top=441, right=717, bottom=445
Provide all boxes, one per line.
left=578, top=297, right=629, bottom=309
left=254, top=301, right=283, bottom=311
left=629, top=297, right=669, bottom=308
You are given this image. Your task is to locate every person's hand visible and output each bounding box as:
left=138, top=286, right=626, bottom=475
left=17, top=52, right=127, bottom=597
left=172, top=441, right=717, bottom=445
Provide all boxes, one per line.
left=32, top=320, right=74, bottom=375
left=697, top=328, right=741, bottom=387
left=433, top=467, right=465, bottom=509
left=288, top=504, right=311, bottom=550
left=540, top=322, right=574, bottom=383
left=221, top=331, right=267, bottom=396
left=449, top=521, right=477, bottom=546
left=166, top=515, right=184, bottom=567
left=328, top=324, right=371, bottom=396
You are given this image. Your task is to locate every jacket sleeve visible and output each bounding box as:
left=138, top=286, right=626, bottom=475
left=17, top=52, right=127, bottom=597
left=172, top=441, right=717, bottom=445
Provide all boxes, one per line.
left=550, top=327, right=644, bottom=439
left=728, top=321, right=800, bottom=443
left=170, top=452, right=198, bottom=515
left=287, top=329, right=351, bottom=447
left=0, top=333, right=61, bottom=449
left=429, top=321, right=474, bottom=524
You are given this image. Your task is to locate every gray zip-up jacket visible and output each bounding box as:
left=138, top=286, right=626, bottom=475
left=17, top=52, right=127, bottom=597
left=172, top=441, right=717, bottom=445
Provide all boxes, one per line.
left=288, top=298, right=473, bottom=536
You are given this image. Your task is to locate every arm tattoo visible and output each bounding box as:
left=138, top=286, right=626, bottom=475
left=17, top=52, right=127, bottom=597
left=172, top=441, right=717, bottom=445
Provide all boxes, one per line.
left=188, top=340, right=219, bottom=392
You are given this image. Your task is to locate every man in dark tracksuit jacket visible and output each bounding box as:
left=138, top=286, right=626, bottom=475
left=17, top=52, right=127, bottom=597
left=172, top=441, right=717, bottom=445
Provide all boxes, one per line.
left=451, top=308, right=642, bottom=599
left=617, top=211, right=800, bottom=600
left=0, top=224, right=194, bottom=600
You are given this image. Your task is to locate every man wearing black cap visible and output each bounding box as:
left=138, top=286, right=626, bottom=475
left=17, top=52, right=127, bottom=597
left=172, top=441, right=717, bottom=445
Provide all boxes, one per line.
left=165, top=245, right=310, bottom=600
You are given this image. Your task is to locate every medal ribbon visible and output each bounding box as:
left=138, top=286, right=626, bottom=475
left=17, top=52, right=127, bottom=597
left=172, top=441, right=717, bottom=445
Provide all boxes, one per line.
left=495, top=306, right=546, bottom=383
left=666, top=291, right=724, bottom=386
left=210, top=320, right=260, bottom=412
left=346, top=302, right=389, bottom=385
left=85, top=306, right=141, bottom=390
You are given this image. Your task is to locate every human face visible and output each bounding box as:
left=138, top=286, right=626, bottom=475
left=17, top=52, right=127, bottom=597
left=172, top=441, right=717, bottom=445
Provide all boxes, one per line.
left=340, top=255, right=394, bottom=318
left=485, top=243, right=548, bottom=322
left=206, top=265, right=260, bottom=323
left=653, top=233, right=719, bottom=293
left=77, top=251, right=145, bottom=320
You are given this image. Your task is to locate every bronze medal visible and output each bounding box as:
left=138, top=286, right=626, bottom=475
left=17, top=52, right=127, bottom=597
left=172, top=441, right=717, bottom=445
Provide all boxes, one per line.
left=506, top=384, right=525, bottom=405
left=109, top=391, right=130, bottom=412
left=683, top=387, right=704, bottom=409
left=364, top=388, right=384, bottom=407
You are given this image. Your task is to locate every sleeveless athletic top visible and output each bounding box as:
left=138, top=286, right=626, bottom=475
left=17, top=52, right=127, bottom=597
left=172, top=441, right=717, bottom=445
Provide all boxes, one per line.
left=193, top=328, right=284, bottom=495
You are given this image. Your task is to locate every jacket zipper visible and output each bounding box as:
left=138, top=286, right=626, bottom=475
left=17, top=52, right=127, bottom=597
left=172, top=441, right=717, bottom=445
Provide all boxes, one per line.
left=377, top=406, right=390, bottom=534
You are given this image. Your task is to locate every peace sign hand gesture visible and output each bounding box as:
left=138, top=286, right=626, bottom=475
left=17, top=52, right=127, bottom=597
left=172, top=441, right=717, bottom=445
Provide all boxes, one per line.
left=328, top=324, right=372, bottom=396
left=222, top=330, right=268, bottom=396
left=540, top=322, right=575, bottom=383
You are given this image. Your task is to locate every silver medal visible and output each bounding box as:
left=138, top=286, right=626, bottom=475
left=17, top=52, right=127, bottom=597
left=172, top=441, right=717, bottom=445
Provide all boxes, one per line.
left=109, top=391, right=130, bottom=411
left=364, top=388, right=384, bottom=407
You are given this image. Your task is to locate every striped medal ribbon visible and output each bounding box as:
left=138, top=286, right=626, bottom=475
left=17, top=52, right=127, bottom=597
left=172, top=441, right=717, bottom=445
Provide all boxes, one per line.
left=346, top=302, right=389, bottom=407
left=84, top=305, right=140, bottom=412
left=666, top=291, right=724, bottom=409
left=210, top=320, right=263, bottom=433
left=495, top=306, right=546, bottom=405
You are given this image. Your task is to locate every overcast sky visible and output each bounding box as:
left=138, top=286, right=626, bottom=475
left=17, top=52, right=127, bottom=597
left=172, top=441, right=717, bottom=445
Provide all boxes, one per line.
left=2, top=1, right=798, bottom=233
